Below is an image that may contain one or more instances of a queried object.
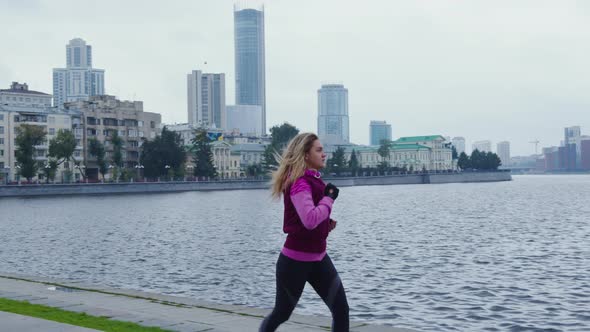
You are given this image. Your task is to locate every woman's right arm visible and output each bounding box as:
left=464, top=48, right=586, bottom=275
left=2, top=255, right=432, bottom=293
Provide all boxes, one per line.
left=290, top=179, right=333, bottom=230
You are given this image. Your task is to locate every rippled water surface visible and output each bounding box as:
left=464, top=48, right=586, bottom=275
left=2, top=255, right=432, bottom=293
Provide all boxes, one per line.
left=1, top=175, right=589, bottom=331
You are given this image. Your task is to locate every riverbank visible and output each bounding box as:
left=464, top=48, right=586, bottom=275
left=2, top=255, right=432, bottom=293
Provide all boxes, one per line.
left=0, top=273, right=416, bottom=332
left=0, top=171, right=511, bottom=198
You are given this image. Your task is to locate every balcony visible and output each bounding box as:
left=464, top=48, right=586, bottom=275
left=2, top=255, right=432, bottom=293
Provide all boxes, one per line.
left=15, top=114, right=48, bottom=123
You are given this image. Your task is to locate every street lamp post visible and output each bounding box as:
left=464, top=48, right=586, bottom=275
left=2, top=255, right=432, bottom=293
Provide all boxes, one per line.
left=108, top=164, right=115, bottom=183
left=185, top=165, right=194, bottom=182
left=15, top=165, right=21, bottom=185
left=134, top=164, right=144, bottom=182
left=2, top=166, right=9, bottom=185
left=44, top=163, right=52, bottom=184
left=164, top=165, right=171, bottom=181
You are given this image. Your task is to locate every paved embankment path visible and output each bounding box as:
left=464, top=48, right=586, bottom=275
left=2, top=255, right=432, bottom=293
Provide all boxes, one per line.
left=0, top=311, right=101, bottom=332
left=0, top=274, right=417, bottom=332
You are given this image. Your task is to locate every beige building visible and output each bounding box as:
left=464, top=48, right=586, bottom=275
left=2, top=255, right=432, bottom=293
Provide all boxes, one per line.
left=1, top=83, right=83, bottom=183
left=64, top=95, right=161, bottom=180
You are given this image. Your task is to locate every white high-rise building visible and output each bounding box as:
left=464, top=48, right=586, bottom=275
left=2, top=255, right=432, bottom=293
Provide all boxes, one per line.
left=187, top=70, right=226, bottom=130
left=497, top=141, right=511, bottom=166
left=451, top=137, right=466, bottom=155
left=317, top=84, right=349, bottom=145
left=52, top=38, right=105, bottom=109
left=472, top=140, right=492, bottom=153
left=226, top=105, right=262, bottom=137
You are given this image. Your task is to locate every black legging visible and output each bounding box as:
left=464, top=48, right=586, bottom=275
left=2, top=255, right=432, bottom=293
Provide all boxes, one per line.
left=259, top=253, right=349, bottom=332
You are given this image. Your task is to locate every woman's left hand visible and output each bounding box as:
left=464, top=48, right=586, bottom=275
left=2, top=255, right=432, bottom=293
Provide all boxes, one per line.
left=330, top=219, right=337, bottom=231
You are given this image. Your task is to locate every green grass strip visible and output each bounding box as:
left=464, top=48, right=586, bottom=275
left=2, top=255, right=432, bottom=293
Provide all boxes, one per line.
left=0, top=297, right=173, bottom=332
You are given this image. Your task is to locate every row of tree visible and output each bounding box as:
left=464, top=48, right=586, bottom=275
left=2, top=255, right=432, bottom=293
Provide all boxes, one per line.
left=12, top=124, right=220, bottom=182
left=457, top=149, right=502, bottom=170
left=13, top=121, right=500, bottom=182
left=14, top=124, right=135, bottom=182
left=15, top=124, right=83, bottom=182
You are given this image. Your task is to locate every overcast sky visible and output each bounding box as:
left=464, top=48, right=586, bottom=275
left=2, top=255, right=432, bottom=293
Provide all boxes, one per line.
left=2, top=0, right=590, bottom=155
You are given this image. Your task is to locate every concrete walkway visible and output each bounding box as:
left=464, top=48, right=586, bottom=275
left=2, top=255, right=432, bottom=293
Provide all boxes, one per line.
left=0, top=273, right=416, bottom=332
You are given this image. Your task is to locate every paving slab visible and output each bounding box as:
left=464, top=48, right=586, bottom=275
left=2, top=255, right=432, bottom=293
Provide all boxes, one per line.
left=0, top=311, right=101, bottom=332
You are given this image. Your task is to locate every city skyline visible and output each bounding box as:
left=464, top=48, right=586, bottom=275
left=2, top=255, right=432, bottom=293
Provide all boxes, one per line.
left=2, top=1, right=590, bottom=155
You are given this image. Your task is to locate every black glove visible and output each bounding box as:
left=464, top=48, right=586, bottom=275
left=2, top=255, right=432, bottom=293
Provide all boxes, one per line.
left=324, top=183, right=339, bottom=200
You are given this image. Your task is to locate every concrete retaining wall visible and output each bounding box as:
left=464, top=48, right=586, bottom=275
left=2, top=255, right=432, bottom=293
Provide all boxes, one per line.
left=0, top=172, right=511, bottom=198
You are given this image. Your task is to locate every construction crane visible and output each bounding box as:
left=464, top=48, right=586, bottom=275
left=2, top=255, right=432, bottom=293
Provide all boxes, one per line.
left=529, top=139, right=540, bottom=155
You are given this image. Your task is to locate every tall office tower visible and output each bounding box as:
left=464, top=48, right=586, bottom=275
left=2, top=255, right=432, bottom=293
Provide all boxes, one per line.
left=53, top=38, right=105, bottom=109
left=317, top=84, right=349, bottom=145
left=452, top=137, right=466, bottom=155
left=564, top=126, right=581, bottom=145
left=234, top=5, right=266, bottom=134
left=187, top=70, right=226, bottom=129
left=370, top=121, right=392, bottom=145
left=496, top=141, right=511, bottom=166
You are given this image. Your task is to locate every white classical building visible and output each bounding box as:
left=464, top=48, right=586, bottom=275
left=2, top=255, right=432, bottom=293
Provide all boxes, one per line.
left=210, top=140, right=241, bottom=178
left=394, top=135, right=453, bottom=170
left=325, top=135, right=454, bottom=172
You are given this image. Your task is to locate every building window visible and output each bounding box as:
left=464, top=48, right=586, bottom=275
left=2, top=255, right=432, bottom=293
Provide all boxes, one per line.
left=138, top=131, right=144, bottom=137
left=150, top=121, right=155, bottom=129
left=138, top=120, right=143, bottom=127
left=0, top=126, right=3, bottom=134
left=0, top=150, right=3, bottom=156
left=0, top=114, right=4, bottom=121
left=49, top=128, right=55, bottom=135
left=0, top=138, right=4, bottom=145
left=0, top=162, right=4, bottom=169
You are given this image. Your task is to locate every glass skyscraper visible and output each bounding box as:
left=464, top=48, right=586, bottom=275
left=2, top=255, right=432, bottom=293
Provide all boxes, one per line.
left=370, top=121, right=392, bottom=145
left=317, top=84, right=349, bottom=145
left=234, top=5, right=266, bottom=134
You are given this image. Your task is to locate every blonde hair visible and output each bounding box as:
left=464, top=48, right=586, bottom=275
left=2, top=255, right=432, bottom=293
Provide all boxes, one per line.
left=270, top=133, right=319, bottom=199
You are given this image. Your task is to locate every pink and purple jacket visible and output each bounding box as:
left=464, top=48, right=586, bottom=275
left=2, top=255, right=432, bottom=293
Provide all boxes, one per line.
left=281, top=169, right=334, bottom=262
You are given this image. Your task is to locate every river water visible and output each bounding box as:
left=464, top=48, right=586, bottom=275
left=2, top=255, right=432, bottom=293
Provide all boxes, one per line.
left=1, top=175, right=589, bottom=331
